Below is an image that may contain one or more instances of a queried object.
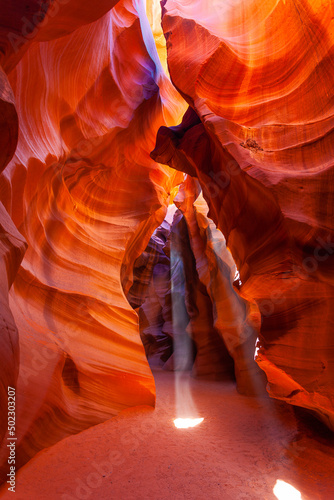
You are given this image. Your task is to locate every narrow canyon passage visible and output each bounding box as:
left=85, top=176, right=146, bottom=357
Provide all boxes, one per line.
left=1, top=369, right=333, bottom=500
left=1, top=1, right=334, bottom=498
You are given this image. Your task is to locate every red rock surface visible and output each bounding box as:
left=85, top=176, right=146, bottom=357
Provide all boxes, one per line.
left=0, top=0, right=334, bottom=490
left=152, top=0, right=334, bottom=429
left=0, top=205, right=26, bottom=444
left=0, top=0, right=186, bottom=479
left=128, top=203, right=239, bottom=382
left=174, top=176, right=265, bottom=392
left=0, top=62, right=26, bottom=446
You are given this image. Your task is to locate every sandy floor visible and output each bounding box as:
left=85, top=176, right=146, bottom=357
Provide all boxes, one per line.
left=1, top=369, right=333, bottom=500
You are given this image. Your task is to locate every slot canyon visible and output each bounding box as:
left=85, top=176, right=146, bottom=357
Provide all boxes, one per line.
left=0, top=0, right=334, bottom=498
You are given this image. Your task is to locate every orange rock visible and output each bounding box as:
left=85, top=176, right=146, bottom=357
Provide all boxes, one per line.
left=0, top=0, right=121, bottom=74
left=0, top=0, right=186, bottom=479
left=0, top=203, right=26, bottom=444
left=174, top=176, right=265, bottom=391
left=0, top=62, right=25, bottom=446
left=0, top=68, right=18, bottom=173
left=154, top=0, right=334, bottom=428
left=1, top=0, right=333, bottom=485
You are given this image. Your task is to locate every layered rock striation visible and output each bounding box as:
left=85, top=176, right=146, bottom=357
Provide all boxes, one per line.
left=152, top=0, right=334, bottom=429
left=174, top=176, right=264, bottom=391
left=1, top=0, right=334, bottom=485
left=0, top=0, right=186, bottom=478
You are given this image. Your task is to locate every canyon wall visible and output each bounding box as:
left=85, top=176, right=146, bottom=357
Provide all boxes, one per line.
left=0, top=68, right=26, bottom=444
left=174, top=177, right=264, bottom=392
left=1, top=0, right=334, bottom=484
left=129, top=179, right=265, bottom=392
left=127, top=217, right=175, bottom=366
left=0, top=0, right=186, bottom=478
left=152, top=0, right=334, bottom=429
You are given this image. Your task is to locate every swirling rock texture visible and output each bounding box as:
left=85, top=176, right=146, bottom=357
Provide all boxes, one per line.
left=0, top=0, right=186, bottom=479
left=174, top=176, right=264, bottom=392
left=1, top=0, right=334, bottom=486
left=0, top=203, right=26, bottom=443
left=168, top=207, right=234, bottom=377
left=129, top=195, right=250, bottom=383
left=153, top=0, right=334, bottom=429
left=127, top=209, right=196, bottom=372
left=0, top=0, right=121, bottom=74
left=0, top=68, right=26, bottom=445
left=127, top=217, right=175, bottom=365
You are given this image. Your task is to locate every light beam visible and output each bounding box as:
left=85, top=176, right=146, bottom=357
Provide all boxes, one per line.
left=174, top=418, right=204, bottom=429
left=273, top=480, right=302, bottom=500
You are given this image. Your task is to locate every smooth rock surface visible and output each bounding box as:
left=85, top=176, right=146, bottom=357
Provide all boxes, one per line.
left=0, top=0, right=186, bottom=479
left=152, top=0, right=334, bottom=429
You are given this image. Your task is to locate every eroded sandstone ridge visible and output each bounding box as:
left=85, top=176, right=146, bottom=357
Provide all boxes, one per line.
left=152, top=0, right=334, bottom=429
left=174, top=177, right=264, bottom=392
left=0, top=0, right=334, bottom=485
left=0, top=69, right=26, bottom=445
left=0, top=0, right=186, bottom=477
